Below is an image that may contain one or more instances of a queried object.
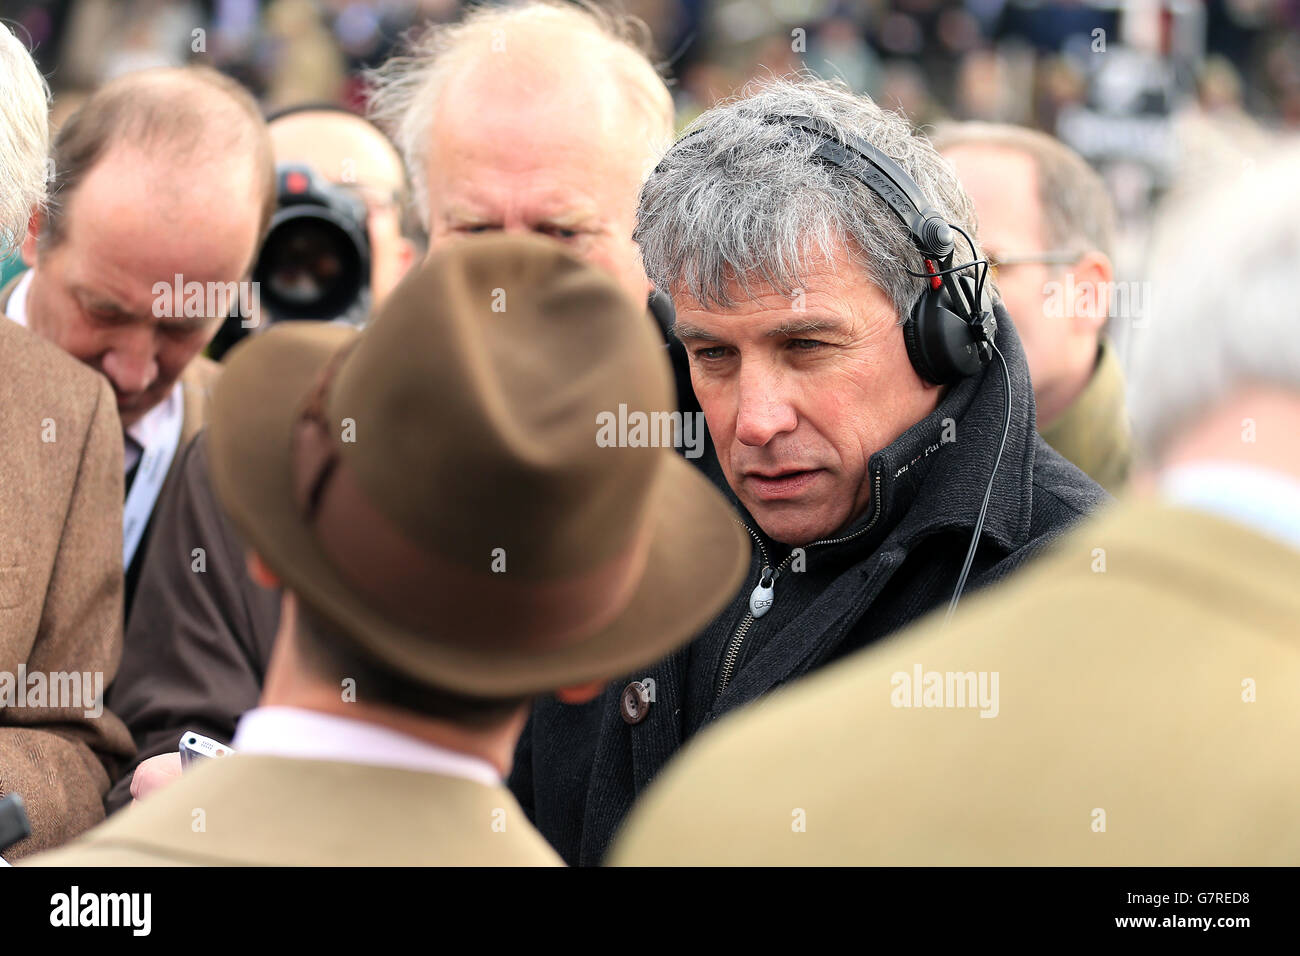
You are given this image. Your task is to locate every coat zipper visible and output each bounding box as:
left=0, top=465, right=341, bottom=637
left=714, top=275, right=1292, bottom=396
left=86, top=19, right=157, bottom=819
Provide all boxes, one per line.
left=715, top=467, right=885, bottom=701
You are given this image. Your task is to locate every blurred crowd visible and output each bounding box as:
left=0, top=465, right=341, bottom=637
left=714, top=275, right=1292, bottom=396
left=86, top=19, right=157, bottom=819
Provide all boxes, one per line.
left=9, top=0, right=1300, bottom=128
left=0, top=0, right=1298, bottom=873
left=4, top=1, right=1298, bottom=329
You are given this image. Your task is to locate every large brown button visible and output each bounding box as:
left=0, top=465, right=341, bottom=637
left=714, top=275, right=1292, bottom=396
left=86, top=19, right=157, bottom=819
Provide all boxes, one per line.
left=620, top=681, right=652, bottom=724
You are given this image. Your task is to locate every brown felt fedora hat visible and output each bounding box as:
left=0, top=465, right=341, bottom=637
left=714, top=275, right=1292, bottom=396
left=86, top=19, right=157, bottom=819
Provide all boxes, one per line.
left=207, top=234, right=749, bottom=697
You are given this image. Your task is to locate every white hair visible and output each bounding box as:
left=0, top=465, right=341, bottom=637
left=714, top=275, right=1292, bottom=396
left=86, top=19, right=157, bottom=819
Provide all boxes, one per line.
left=0, top=23, right=49, bottom=256
left=1129, top=141, right=1300, bottom=459
left=364, top=0, right=674, bottom=228
left=635, top=74, right=981, bottom=324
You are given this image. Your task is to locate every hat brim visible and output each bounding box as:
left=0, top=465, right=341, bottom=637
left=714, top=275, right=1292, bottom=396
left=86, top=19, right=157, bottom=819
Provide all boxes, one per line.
left=208, top=322, right=751, bottom=698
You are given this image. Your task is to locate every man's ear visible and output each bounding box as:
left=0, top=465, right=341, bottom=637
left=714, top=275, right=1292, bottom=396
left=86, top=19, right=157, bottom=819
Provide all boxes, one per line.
left=554, top=680, right=606, bottom=705
left=1065, top=250, right=1113, bottom=336
left=20, top=208, right=44, bottom=267
left=246, top=550, right=282, bottom=590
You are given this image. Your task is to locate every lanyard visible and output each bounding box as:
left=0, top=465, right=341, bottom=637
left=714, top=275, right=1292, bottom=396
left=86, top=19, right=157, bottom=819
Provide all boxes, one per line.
left=122, top=384, right=184, bottom=569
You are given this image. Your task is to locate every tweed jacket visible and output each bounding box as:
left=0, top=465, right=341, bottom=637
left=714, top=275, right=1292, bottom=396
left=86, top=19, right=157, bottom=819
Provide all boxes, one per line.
left=0, top=315, right=134, bottom=858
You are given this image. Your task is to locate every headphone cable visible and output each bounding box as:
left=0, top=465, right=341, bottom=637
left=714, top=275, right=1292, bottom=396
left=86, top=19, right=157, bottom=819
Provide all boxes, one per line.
left=945, top=337, right=1011, bottom=624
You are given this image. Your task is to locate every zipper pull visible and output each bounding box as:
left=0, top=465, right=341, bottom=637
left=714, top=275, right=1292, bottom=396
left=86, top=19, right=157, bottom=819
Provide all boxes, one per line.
left=749, top=566, right=776, bottom=618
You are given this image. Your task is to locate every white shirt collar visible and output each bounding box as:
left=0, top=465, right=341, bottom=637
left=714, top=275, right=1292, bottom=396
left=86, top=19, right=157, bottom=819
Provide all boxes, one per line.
left=6, top=268, right=181, bottom=474
left=125, top=382, right=182, bottom=472
left=1160, top=461, right=1300, bottom=553
left=231, top=706, right=502, bottom=786
left=6, top=268, right=33, bottom=328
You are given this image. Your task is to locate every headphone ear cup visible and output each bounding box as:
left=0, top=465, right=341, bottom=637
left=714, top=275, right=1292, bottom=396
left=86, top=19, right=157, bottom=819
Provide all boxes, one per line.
left=906, top=281, right=990, bottom=385
left=904, top=296, right=941, bottom=385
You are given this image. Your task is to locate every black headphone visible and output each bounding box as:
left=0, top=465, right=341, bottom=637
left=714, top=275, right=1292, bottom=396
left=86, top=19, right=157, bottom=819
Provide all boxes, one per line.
left=650, top=115, right=1012, bottom=620
left=652, top=114, right=998, bottom=385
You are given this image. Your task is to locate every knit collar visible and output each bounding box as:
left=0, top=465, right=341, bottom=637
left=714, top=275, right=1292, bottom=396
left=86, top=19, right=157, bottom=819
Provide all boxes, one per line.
left=865, top=300, right=1038, bottom=557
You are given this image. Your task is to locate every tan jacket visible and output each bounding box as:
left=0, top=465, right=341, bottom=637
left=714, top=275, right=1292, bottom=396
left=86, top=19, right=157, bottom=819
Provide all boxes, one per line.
left=611, top=498, right=1300, bottom=865
left=28, top=753, right=564, bottom=866
left=1040, top=339, right=1132, bottom=493
left=0, top=315, right=134, bottom=859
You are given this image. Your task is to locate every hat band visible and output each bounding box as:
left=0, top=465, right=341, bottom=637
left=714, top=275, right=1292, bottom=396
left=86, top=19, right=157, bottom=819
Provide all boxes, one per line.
left=288, top=350, right=654, bottom=652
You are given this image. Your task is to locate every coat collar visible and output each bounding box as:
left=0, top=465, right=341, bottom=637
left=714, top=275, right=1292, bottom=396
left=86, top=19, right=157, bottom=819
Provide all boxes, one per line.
left=1040, top=338, right=1132, bottom=491
left=868, top=299, right=1039, bottom=558
left=725, top=299, right=1041, bottom=563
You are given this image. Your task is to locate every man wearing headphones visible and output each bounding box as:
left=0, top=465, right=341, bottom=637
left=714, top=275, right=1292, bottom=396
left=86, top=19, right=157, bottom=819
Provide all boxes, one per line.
left=611, top=147, right=1300, bottom=866
left=510, top=76, right=1108, bottom=866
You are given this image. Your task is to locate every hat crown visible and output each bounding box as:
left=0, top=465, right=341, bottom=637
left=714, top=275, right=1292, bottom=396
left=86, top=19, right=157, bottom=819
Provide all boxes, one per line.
left=208, top=233, right=750, bottom=696
left=324, top=234, right=673, bottom=578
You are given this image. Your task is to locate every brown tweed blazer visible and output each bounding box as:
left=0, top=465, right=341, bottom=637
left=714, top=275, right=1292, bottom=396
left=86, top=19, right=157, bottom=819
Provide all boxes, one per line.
left=0, top=314, right=134, bottom=859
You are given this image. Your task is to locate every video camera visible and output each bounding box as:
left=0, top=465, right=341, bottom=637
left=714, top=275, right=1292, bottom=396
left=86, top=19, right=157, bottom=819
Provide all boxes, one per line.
left=209, top=163, right=371, bottom=360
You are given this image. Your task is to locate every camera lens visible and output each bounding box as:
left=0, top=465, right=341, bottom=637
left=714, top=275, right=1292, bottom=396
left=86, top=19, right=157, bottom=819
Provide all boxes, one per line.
left=255, top=210, right=365, bottom=321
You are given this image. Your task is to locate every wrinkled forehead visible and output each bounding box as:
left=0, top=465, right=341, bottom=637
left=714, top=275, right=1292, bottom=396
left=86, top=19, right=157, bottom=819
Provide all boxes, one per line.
left=429, top=58, right=656, bottom=186
left=424, top=119, right=646, bottom=230
left=671, top=257, right=898, bottom=339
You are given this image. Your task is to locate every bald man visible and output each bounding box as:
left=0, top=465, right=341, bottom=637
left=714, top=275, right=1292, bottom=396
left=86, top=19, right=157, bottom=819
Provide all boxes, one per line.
left=104, top=104, right=418, bottom=812
left=267, top=105, right=416, bottom=311
left=206, top=105, right=419, bottom=358
left=366, top=0, right=673, bottom=305
left=0, top=67, right=276, bottom=614
left=934, top=124, right=1132, bottom=491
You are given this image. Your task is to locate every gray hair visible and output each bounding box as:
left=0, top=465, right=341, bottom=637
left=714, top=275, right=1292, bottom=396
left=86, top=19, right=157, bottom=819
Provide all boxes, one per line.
left=1128, top=142, right=1300, bottom=460
left=930, top=121, right=1116, bottom=260
left=364, top=0, right=674, bottom=228
left=0, top=23, right=50, bottom=256
left=635, top=74, right=981, bottom=324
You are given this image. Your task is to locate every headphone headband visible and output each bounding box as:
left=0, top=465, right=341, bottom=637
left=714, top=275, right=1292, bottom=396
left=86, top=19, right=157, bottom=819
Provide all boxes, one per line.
left=652, top=114, right=957, bottom=262
left=768, top=115, right=955, bottom=260
left=649, top=111, right=994, bottom=373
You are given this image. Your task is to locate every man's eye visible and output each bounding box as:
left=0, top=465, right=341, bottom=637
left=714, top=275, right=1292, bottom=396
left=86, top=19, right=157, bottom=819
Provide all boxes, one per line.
left=789, top=339, right=824, bottom=351
left=538, top=225, right=579, bottom=240
left=458, top=224, right=496, bottom=234
left=695, top=346, right=729, bottom=361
